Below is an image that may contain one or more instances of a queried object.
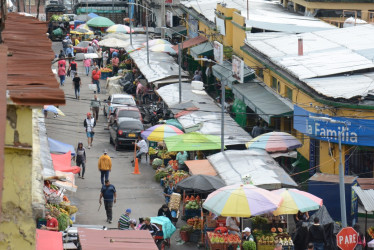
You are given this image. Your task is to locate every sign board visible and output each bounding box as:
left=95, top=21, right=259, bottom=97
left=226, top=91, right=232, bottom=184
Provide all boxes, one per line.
left=213, top=41, right=223, bottom=65
left=337, top=227, right=358, bottom=250
left=166, top=10, right=173, bottom=27
left=188, top=15, right=198, bottom=38
left=216, top=17, right=226, bottom=36
left=232, top=55, right=244, bottom=83
left=294, top=105, right=374, bottom=147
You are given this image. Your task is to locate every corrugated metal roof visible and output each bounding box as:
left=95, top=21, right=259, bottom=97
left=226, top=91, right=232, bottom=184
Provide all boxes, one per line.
left=156, top=83, right=252, bottom=146
left=207, top=149, right=297, bottom=189
left=3, top=13, right=65, bottom=106
left=190, top=42, right=213, bottom=58
left=357, top=178, right=374, bottom=190
left=212, top=60, right=256, bottom=88
left=172, top=35, right=207, bottom=53
left=181, top=0, right=335, bottom=33
left=352, top=186, right=374, bottom=212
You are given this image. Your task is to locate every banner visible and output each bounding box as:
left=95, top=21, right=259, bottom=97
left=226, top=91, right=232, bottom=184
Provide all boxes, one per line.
left=294, top=105, right=374, bottom=146
left=213, top=41, right=223, bottom=65
left=188, top=15, right=198, bottom=38
left=232, top=55, right=244, bottom=83
left=166, top=10, right=173, bottom=27
left=216, top=17, right=226, bottom=36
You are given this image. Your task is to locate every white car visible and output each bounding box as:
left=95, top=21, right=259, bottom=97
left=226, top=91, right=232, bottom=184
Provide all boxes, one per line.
left=103, top=94, right=136, bottom=116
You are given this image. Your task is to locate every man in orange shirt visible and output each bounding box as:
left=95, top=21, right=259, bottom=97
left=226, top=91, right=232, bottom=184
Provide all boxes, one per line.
left=92, top=66, right=102, bottom=94
left=112, top=55, right=119, bottom=76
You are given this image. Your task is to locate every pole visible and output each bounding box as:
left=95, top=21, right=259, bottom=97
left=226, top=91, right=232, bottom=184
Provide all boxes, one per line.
left=161, top=0, right=165, bottom=38
left=178, top=43, right=182, bottom=103
left=129, top=2, right=133, bottom=46
left=146, top=8, right=149, bottom=65
left=247, top=0, right=249, bottom=20
left=128, top=3, right=132, bottom=46
left=221, top=79, right=225, bottom=152
left=28, top=0, right=30, bottom=13
left=111, top=0, right=114, bottom=17
left=338, top=127, right=347, bottom=228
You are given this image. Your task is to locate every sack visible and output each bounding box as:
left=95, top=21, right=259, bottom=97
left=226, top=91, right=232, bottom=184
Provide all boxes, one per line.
left=88, top=84, right=97, bottom=91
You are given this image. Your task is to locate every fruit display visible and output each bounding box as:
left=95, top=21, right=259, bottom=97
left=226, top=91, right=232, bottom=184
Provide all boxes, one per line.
left=152, top=158, right=164, bottom=168
left=148, top=147, right=158, bottom=155
left=207, top=232, right=241, bottom=245
left=170, top=170, right=189, bottom=184
left=154, top=168, right=169, bottom=182
left=100, top=67, right=112, bottom=73
left=187, top=217, right=203, bottom=230
left=368, top=226, right=374, bottom=238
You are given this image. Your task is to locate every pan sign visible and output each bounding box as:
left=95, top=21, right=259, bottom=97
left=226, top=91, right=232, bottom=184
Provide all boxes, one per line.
left=337, top=227, right=358, bottom=250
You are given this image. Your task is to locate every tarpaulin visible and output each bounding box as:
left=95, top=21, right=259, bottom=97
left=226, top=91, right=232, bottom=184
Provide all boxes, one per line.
left=51, top=151, right=80, bottom=174
left=54, top=171, right=78, bottom=192
left=48, top=138, right=76, bottom=156
left=36, top=229, right=63, bottom=250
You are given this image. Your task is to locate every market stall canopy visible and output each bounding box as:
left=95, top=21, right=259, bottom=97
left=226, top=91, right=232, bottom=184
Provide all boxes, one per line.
left=246, top=132, right=302, bottom=153
left=51, top=151, right=80, bottom=174
left=161, top=119, right=183, bottom=130
left=141, top=124, right=183, bottom=142
left=203, top=184, right=283, bottom=217
left=107, top=24, right=134, bottom=34
left=164, top=132, right=222, bottom=151
left=98, top=38, right=130, bottom=48
left=156, top=83, right=252, bottom=146
left=190, top=42, right=213, bottom=58
left=37, top=117, right=55, bottom=177
left=78, top=228, right=158, bottom=250
left=103, top=33, right=130, bottom=41
left=185, top=160, right=217, bottom=176
left=54, top=171, right=78, bottom=192
left=43, top=105, right=65, bottom=116
left=272, top=188, right=322, bottom=215
left=86, top=16, right=115, bottom=28
left=142, top=39, right=171, bottom=47
left=88, top=12, right=99, bottom=19
left=149, top=44, right=176, bottom=55
left=207, top=149, right=297, bottom=189
left=36, top=229, right=63, bottom=250
left=48, top=138, right=76, bottom=156
left=176, top=174, right=225, bottom=193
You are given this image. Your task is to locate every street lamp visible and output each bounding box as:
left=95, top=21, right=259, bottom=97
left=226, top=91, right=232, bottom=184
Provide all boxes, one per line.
left=309, top=115, right=348, bottom=227
left=194, top=57, right=232, bottom=152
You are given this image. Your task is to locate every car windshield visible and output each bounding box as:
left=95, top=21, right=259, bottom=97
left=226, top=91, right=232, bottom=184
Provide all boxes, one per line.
left=112, top=97, right=135, bottom=105
left=119, top=121, right=143, bottom=130
left=118, top=110, right=140, bottom=119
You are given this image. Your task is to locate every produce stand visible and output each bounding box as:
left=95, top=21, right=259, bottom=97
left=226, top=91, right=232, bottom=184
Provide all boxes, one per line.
left=206, top=232, right=241, bottom=250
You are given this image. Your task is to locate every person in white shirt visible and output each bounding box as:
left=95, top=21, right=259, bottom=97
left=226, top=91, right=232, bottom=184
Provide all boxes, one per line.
left=226, top=217, right=241, bottom=237
left=83, top=112, right=96, bottom=149
left=131, top=135, right=148, bottom=163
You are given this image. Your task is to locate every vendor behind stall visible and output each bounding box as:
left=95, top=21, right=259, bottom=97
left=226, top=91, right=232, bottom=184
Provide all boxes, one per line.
left=42, top=212, right=58, bottom=231
left=176, top=151, right=188, bottom=171
left=226, top=217, right=241, bottom=237
left=242, top=227, right=254, bottom=241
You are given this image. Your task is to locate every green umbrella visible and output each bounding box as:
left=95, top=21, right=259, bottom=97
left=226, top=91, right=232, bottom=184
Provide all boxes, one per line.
left=86, top=16, right=115, bottom=28
left=164, top=132, right=223, bottom=151
left=164, top=119, right=183, bottom=130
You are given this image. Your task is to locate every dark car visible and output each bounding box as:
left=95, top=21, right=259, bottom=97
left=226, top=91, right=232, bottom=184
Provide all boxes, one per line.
left=109, top=117, right=144, bottom=150
left=73, top=41, right=90, bottom=53
left=109, top=106, right=143, bottom=125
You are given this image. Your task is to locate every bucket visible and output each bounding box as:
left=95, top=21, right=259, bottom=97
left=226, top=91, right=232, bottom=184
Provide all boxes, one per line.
left=180, top=230, right=190, bottom=242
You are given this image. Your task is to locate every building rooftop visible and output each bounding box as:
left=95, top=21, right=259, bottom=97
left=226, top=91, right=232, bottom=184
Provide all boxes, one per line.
left=3, top=13, right=65, bottom=106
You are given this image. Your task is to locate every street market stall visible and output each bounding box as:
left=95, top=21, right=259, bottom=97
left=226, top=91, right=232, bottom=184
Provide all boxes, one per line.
left=185, top=160, right=217, bottom=176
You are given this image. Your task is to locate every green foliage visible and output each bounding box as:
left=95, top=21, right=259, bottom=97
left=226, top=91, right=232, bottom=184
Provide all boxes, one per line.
left=243, top=240, right=256, bottom=250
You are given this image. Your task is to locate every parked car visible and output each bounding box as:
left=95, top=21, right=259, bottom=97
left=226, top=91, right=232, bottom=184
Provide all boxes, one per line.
left=73, top=41, right=90, bottom=53
left=103, top=94, right=136, bottom=116
left=109, top=106, right=143, bottom=125
left=109, top=117, right=144, bottom=150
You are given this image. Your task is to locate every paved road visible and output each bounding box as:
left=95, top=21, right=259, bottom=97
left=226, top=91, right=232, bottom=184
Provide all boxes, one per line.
left=47, top=42, right=199, bottom=249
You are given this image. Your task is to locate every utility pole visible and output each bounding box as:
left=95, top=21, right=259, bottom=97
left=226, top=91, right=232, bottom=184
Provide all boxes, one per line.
left=178, top=43, right=182, bottom=103
left=146, top=7, right=149, bottom=64
left=128, top=2, right=132, bottom=45
left=338, top=126, right=348, bottom=228
left=161, top=0, right=165, bottom=38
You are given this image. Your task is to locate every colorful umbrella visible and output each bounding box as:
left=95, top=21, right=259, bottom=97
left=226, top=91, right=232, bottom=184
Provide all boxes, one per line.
left=272, top=188, right=323, bottom=215
left=203, top=184, right=283, bottom=217
left=86, top=16, right=115, bottom=28
left=70, top=28, right=93, bottom=35
left=141, top=124, right=183, bottom=142
left=43, top=105, right=65, bottom=116
left=98, top=38, right=130, bottom=48
left=76, top=23, right=91, bottom=30
left=164, top=119, right=183, bottom=130
left=164, top=132, right=222, bottom=151
left=149, top=44, right=176, bottom=55
left=106, top=24, right=134, bottom=34
left=176, top=175, right=225, bottom=193
left=102, top=33, right=130, bottom=41
left=142, top=39, right=171, bottom=47
left=246, top=132, right=302, bottom=152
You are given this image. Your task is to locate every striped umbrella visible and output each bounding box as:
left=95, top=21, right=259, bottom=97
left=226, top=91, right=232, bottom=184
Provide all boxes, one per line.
left=106, top=24, right=134, bottom=34
left=203, top=184, right=283, bottom=217
left=141, top=124, right=183, bottom=142
left=272, top=188, right=323, bottom=215
left=246, top=132, right=302, bottom=152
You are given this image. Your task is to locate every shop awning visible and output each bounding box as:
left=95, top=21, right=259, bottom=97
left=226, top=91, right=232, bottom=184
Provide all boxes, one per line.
left=185, top=160, right=217, bottom=176
left=172, top=35, right=208, bottom=54
left=232, top=80, right=293, bottom=124
left=48, top=138, right=76, bottom=156
left=212, top=61, right=256, bottom=88
left=51, top=151, right=81, bottom=174
left=207, top=149, right=297, bottom=189
left=165, top=25, right=187, bottom=39
left=190, top=42, right=213, bottom=58
left=78, top=228, right=158, bottom=250
left=352, top=186, right=374, bottom=212
left=36, top=229, right=63, bottom=250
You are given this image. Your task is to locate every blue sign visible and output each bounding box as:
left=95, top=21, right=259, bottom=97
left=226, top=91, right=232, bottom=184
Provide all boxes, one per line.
left=294, top=105, right=374, bottom=146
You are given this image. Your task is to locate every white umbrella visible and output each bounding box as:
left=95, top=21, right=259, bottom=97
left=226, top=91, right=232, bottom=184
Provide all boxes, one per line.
left=98, top=38, right=130, bottom=48
left=102, top=33, right=130, bottom=41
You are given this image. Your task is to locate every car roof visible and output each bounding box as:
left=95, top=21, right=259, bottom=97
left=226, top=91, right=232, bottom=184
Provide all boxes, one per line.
left=117, top=117, right=142, bottom=123
left=112, top=93, right=133, bottom=98
left=116, top=106, right=139, bottom=111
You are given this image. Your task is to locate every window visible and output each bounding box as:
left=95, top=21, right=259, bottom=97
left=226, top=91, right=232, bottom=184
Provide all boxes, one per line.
left=271, top=76, right=280, bottom=92
left=286, top=86, right=293, bottom=100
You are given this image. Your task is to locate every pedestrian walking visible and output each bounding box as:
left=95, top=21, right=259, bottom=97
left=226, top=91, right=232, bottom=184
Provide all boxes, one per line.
left=96, top=48, right=102, bottom=67
left=99, top=180, right=116, bottom=223
left=76, top=142, right=86, bottom=179
left=72, top=72, right=81, bottom=100
left=66, top=44, right=74, bottom=58
left=92, top=66, right=101, bottom=94
left=163, top=181, right=175, bottom=204
left=118, top=208, right=131, bottom=230
left=307, top=217, right=326, bottom=250
left=112, top=55, right=119, bottom=76
left=83, top=112, right=96, bottom=148
left=83, top=58, right=91, bottom=76
left=68, top=58, right=78, bottom=79
left=58, top=57, right=66, bottom=86
left=98, top=149, right=112, bottom=185
left=103, top=50, right=109, bottom=67
left=62, top=35, right=72, bottom=56
left=87, top=43, right=95, bottom=54
left=90, top=95, right=101, bottom=121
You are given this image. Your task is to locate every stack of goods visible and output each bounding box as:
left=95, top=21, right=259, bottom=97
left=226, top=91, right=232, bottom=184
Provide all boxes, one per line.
left=168, top=193, right=181, bottom=222
left=154, top=168, right=169, bottom=182
left=254, top=228, right=293, bottom=250
left=168, top=160, right=178, bottom=170
left=207, top=232, right=241, bottom=249
left=152, top=158, right=164, bottom=170
left=184, top=195, right=201, bottom=219
left=187, top=217, right=203, bottom=230
left=170, top=170, right=189, bottom=184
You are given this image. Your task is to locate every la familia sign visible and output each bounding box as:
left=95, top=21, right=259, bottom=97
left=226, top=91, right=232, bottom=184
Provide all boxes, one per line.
left=294, top=105, right=374, bottom=146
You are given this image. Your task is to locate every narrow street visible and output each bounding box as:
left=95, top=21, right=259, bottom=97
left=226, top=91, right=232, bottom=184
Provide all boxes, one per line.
left=47, top=42, right=198, bottom=249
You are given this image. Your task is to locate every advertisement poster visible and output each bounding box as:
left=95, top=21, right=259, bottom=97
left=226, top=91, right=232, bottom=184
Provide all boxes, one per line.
left=232, top=55, right=244, bottom=83
left=166, top=10, right=173, bottom=27
left=216, top=17, right=226, bottom=36
left=213, top=41, right=223, bottom=65
left=188, top=15, right=199, bottom=38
